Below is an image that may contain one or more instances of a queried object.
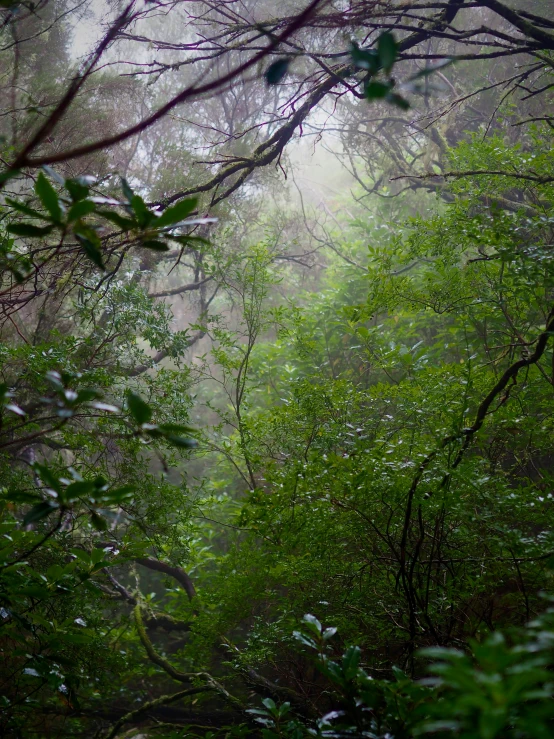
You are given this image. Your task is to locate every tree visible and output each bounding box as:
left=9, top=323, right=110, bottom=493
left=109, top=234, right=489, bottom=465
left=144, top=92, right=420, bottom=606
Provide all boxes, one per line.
left=1, top=0, right=554, bottom=736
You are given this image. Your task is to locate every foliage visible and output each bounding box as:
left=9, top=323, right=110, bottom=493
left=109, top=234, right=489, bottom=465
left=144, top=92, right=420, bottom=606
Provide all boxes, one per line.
left=1, top=2, right=554, bottom=736
left=249, top=610, right=554, bottom=739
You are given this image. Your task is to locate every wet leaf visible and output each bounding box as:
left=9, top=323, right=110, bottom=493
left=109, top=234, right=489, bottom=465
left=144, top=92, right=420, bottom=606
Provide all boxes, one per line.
left=155, top=197, right=197, bottom=228
left=377, top=31, right=398, bottom=73
left=121, top=177, right=134, bottom=203
left=23, top=500, right=58, bottom=525
left=68, top=200, right=96, bottom=222
left=265, top=57, right=290, bottom=85
left=7, top=223, right=55, bottom=238
left=364, top=81, right=390, bottom=99
left=65, top=178, right=90, bottom=202
left=89, top=511, right=108, bottom=531
left=76, top=234, right=105, bottom=270
left=35, top=172, right=62, bottom=222
left=5, top=198, right=45, bottom=220
left=126, top=391, right=152, bottom=425
left=131, top=194, right=152, bottom=228
left=96, top=209, right=136, bottom=230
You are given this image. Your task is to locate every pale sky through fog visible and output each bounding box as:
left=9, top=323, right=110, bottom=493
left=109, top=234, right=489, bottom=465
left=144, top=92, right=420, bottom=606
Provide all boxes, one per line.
left=70, top=0, right=115, bottom=60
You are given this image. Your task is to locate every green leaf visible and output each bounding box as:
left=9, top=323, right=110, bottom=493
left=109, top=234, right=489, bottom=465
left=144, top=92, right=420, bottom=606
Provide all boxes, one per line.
left=126, top=391, right=152, bottom=425
left=68, top=200, right=96, bottom=222
left=94, top=476, right=108, bottom=490
left=91, top=401, right=120, bottom=413
left=5, top=403, right=25, bottom=417
left=23, top=500, right=58, bottom=525
left=45, top=370, right=63, bottom=389
left=377, top=31, right=398, bottom=73
left=0, top=168, right=20, bottom=184
left=342, top=646, right=361, bottom=680
left=35, top=172, right=62, bottom=222
left=157, top=422, right=196, bottom=434
left=302, top=614, right=322, bottom=633
left=131, top=194, right=153, bottom=228
left=155, top=198, right=198, bottom=228
left=350, top=43, right=380, bottom=74
left=161, top=433, right=198, bottom=449
left=18, top=585, right=50, bottom=598
left=75, top=388, right=101, bottom=403
left=76, top=234, right=105, bottom=271
left=364, top=81, right=390, bottom=100
left=89, top=511, right=108, bottom=531
left=64, top=481, right=96, bottom=501
left=7, top=223, right=55, bottom=238
left=96, top=209, right=136, bottom=231
left=265, top=58, right=290, bottom=85
left=292, top=630, right=317, bottom=649
left=34, top=463, right=62, bottom=493
left=5, top=198, right=45, bottom=220
left=41, top=165, right=65, bottom=185
left=100, top=485, right=134, bottom=503
left=121, top=177, right=134, bottom=203
left=71, top=548, right=91, bottom=563
left=262, top=697, right=277, bottom=713
left=322, top=660, right=344, bottom=686
left=65, top=178, right=90, bottom=202
left=23, top=667, right=40, bottom=677
left=62, top=632, right=92, bottom=645
left=4, top=490, right=41, bottom=504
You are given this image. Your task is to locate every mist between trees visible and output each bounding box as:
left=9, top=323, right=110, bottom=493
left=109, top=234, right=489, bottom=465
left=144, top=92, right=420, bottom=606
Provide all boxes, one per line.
left=1, top=1, right=554, bottom=737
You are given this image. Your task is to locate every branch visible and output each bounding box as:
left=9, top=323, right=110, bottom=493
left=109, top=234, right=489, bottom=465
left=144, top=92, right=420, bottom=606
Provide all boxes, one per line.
left=480, top=0, right=554, bottom=49
left=135, top=606, right=244, bottom=711
left=155, top=2, right=468, bottom=210
left=103, top=571, right=191, bottom=631
left=135, top=557, right=196, bottom=600
left=126, top=330, right=205, bottom=377
left=9, top=2, right=136, bottom=172
left=148, top=275, right=214, bottom=299
left=14, top=0, right=327, bottom=169
left=103, top=570, right=137, bottom=605
left=134, top=604, right=197, bottom=682
left=398, top=304, right=554, bottom=637
left=102, top=685, right=215, bottom=739
left=392, top=170, right=554, bottom=184
left=461, top=306, right=554, bottom=444
left=0, top=511, right=63, bottom=571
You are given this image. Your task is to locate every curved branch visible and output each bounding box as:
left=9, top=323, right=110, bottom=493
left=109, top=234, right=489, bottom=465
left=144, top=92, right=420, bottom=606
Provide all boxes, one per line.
left=135, top=557, right=196, bottom=600
left=393, top=170, right=554, bottom=184
left=134, top=606, right=244, bottom=711
left=102, top=571, right=191, bottom=631
left=398, top=304, right=554, bottom=639
left=134, top=604, right=197, bottom=682
left=148, top=275, right=214, bottom=299
left=102, top=685, right=214, bottom=739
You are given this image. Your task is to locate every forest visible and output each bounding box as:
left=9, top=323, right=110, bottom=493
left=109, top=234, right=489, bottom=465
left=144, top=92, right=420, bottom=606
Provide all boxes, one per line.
left=1, top=0, right=554, bottom=736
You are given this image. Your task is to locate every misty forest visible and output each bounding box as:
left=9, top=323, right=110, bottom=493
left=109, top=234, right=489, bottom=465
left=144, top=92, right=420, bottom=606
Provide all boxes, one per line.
left=3, top=0, right=554, bottom=737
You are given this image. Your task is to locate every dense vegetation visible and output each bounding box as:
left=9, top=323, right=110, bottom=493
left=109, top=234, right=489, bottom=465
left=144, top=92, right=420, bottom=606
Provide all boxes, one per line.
left=1, top=0, right=554, bottom=736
